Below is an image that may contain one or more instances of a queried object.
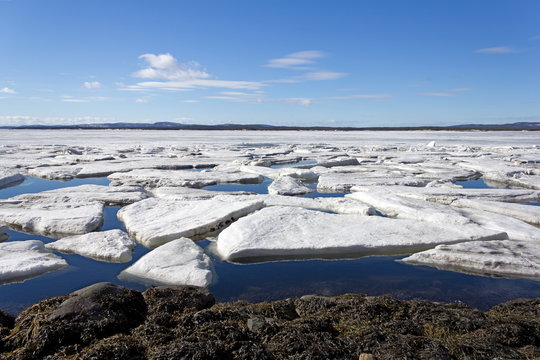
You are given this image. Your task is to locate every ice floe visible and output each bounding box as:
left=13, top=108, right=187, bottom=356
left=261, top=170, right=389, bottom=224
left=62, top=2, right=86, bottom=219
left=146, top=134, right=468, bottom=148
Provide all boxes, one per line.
left=401, top=240, right=540, bottom=279
left=11, top=185, right=148, bottom=206
left=45, top=229, right=136, bottom=262
left=118, top=198, right=264, bottom=248
left=118, top=238, right=213, bottom=287
left=318, top=173, right=428, bottom=192
left=450, top=198, right=540, bottom=226
left=351, top=185, right=540, bottom=204
left=150, top=186, right=254, bottom=201
left=0, top=240, right=68, bottom=284
left=0, top=200, right=103, bottom=238
left=267, top=176, right=314, bottom=196
left=216, top=206, right=506, bottom=262
left=108, top=169, right=263, bottom=188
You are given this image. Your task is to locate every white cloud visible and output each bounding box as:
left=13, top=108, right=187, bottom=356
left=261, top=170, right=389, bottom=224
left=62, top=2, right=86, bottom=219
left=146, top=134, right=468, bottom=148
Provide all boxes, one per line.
left=419, top=88, right=471, bottom=97
left=263, top=50, right=326, bottom=69
left=134, top=53, right=210, bottom=81
left=135, top=98, right=148, bottom=103
left=302, top=71, right=347, bottom=80
left=125, top=79, right=264, bottom=91
left=83, top=81, right=101, bottom=89
left=182, top=99, right=199, bottom=103
left=61, top=96, right=108, bottom=103
left=0, top=115, right=113, bottom=126
left=325, top=94, right=394, bottom=100
left=125, top=53, right=264, bottom=92
left=0, top=87, right=16, bottom=94
left=475, top=46, right=516, bottom=54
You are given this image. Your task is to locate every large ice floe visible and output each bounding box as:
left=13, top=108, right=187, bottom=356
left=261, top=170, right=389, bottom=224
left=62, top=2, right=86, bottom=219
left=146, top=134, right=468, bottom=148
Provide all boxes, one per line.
left=118, top=198, right=264, bottom=248
left=11, top=185, right=148, bottom=206
left=0, top=199, right=103, bottom=238
left=118, top=238, right=213, bottom=287
left=402, top=240, right=540, bottom=279
left=108, top=168, right=263, bottom=188
left=0, top=240, right=68, bottom=284
left=216, top=206, right=506, bottom=262
left=45, top=230, right=136, bottom=263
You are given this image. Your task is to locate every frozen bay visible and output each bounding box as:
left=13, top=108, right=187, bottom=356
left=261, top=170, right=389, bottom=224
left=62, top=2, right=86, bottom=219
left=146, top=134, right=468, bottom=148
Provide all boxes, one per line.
left=1, top=129, right=540, bottom=313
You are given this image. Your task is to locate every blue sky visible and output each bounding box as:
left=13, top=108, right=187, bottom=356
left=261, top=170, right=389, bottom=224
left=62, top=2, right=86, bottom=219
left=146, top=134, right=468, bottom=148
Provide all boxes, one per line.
left=0, top=0, right=539, bottom=127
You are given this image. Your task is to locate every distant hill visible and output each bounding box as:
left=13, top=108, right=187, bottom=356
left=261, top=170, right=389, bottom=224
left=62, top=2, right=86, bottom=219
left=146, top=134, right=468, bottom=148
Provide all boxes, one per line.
left=1, top=121, right=539, bottom=131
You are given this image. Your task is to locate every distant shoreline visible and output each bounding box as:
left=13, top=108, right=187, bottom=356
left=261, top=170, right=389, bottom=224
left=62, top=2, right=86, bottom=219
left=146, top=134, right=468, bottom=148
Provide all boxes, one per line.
left=2, top=123, right=539, bottom=132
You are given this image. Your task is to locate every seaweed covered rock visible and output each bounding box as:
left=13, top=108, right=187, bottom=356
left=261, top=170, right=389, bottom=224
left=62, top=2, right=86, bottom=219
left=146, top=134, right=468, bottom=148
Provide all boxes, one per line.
left=1, top=284, right=540, bottom=359
left=4, top=282, right=146, bottom=358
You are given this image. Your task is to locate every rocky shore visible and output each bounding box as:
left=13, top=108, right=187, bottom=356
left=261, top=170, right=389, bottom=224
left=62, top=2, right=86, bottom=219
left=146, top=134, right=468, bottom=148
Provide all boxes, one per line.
left=1, top=283, right=539, bottom=359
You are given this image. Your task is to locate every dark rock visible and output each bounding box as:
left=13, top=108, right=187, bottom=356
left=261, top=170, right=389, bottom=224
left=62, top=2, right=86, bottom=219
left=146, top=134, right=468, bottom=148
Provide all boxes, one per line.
left=247, top=316, right=274, bottom=332
left=5, top=282, right=146, bottom=358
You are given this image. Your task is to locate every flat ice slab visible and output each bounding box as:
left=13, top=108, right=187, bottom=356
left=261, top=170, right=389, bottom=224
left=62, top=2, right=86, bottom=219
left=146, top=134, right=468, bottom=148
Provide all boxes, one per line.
left=213, top=194, right=376, bottom=215
left=118, top=198, right=264, bottom=248
left=150, top=186, right=254, bottom=201
left=118, top=238, right=213, bottom=287
left=216, top=206, right=506, bottom=262
left=318, top=173, right=428, bottom=192
left=108, top=169, right=262, bottom=188
left=402, top=240, right=540, bottom=279
left=347, top=191, right=471, bottom=225
left=0, top=240, right=68, bottom=284
left=451, top=198, right=540, bottom=226
left=0, top=200, right=104, bottom=238
left=351, top=185, right=540, bottom=204
left=12, top=185, right=148, bottom=206
left=46, top=229, right=136, bottom=263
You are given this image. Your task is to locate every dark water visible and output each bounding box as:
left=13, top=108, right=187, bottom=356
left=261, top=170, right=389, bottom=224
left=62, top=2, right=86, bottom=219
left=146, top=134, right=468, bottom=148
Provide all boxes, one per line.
left=1, top=174, right=540, bottom=314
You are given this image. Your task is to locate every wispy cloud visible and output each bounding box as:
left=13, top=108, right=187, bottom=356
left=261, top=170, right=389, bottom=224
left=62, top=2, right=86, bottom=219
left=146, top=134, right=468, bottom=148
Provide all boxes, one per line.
left=419, top=88, right=471, bottom=97
left=125, top=53, right=264, bottom=91
left=206, top=91, right=392, bottom=106
left=0, top=87, right=16, bottom=94
left=135, top=98, right=148, bottom=103
left=0, top=115, right=114, bottom=126
left=475, top=46, right=516, bottom=54
left=83, top=81, right=101, bottom=89
left=182, top=99, right=199, bottom=103
left=61, top=95, right=108, bottom=103
left=263, top=50, right=326, bottom=69
left=302, top=71, right=347, bottom=80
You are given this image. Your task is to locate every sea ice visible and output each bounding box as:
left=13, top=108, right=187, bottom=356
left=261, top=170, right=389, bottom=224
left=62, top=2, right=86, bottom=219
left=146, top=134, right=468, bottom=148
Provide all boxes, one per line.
left=45, top=229, right=136, bottom=262
left=351, top=185, right=540, bottom=204
left=108, top=169, right=263, bottom=188
left=118, top=198, right=264, bottom=247
left=0, top=200, right=104, bottom=238
left=0, top=240, right=68, bottom=284
left=267, top=176, right=314, bottom=196
left=118, top=238, right=213, bottom=287
left=451, top=198, right=540, bottom=225
left=401, top=240, right=540, bottom=279
left=317, top=173, right=428, bottom=192
left=0, top=172, right=24, bottom=189
left=212, top=194, right=376, bottom=215
left=12, top=185, right=148, bottom=206
left=150, top=186, right=254, bottom=201
left=216, top=206, right=506, bottom=262
left=459, top=208, right=540, bottom=242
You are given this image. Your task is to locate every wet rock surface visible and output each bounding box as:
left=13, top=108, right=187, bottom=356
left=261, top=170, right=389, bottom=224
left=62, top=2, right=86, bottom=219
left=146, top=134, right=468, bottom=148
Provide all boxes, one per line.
left=1, top=284, right=540, bottom=359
